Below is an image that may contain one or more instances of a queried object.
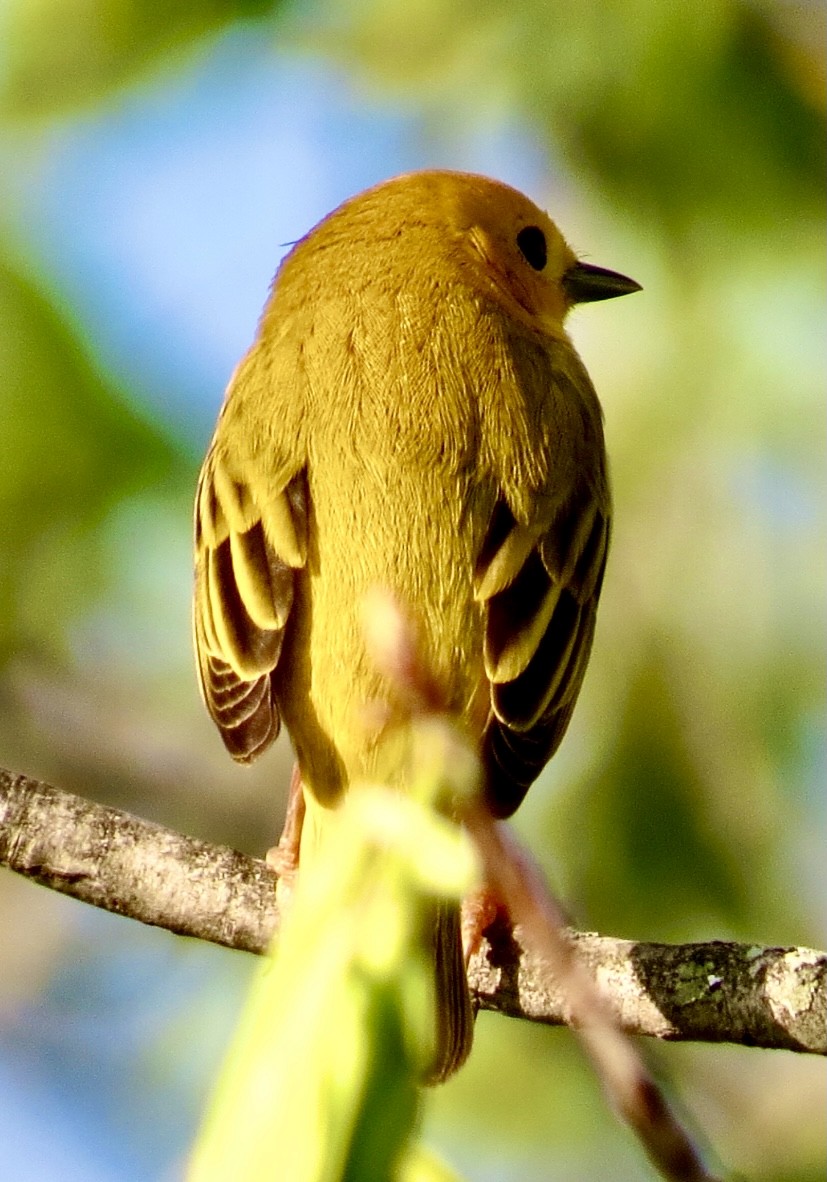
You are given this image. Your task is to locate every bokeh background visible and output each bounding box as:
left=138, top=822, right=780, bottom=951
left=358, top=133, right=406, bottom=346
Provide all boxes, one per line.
left=1, top=2, right=824, bottom=1179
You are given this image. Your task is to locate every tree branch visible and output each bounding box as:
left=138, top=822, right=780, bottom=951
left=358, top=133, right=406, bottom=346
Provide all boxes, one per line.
left=1, top=766, right=824, bottom=1056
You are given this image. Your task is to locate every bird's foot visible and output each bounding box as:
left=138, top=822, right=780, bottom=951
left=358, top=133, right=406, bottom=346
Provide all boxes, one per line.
left=266, top=763, right=305, bottom=909
left=461, top=886, right=505, bottom=963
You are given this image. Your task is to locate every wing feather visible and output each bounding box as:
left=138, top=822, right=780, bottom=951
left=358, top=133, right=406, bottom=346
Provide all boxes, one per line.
left=479, top=490, right=609, bottom=818
left=193, top=450, right=306, bottom=764
left=483, top=549, right=562, bottom=685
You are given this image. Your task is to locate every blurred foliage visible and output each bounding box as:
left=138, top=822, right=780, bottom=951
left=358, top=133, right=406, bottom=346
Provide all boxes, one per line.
left=0, top=1, right=824, bottom=1180
left=287, top=0, right=826, bottom=251
left=0, top=252, right=184, bottom=665
left=0, top=0, right=277, bottom=117
left=190, top=730, right=479, bottom=1182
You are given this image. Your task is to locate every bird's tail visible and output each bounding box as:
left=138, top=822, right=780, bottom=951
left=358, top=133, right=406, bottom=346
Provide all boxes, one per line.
left=424, top=899, right=475, bottom=1084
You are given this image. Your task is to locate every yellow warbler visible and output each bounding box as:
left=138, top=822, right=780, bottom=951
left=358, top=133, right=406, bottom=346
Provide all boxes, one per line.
left=193, top=170, right=640, bottom=1082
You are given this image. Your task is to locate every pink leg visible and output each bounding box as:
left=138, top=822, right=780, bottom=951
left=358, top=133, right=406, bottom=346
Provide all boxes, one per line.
left=266, top=763, right=305, bottom=900
left=461, top=886, right=505, bottom=962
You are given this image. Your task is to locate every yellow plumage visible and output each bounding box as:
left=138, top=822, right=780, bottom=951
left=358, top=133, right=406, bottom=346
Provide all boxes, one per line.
left=193, top=169, right=640, bottom=1081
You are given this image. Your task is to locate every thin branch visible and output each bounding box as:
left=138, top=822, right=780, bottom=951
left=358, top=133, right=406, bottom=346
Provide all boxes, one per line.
left=465, top=803, right=719, bottom=1182
left=0, top=767, right=276, bottom=953
left=2, top=766, right=824, bottom=1055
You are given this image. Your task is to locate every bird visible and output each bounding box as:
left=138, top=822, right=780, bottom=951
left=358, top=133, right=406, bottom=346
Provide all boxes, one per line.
left=192, top=169, right=640, bottom=1082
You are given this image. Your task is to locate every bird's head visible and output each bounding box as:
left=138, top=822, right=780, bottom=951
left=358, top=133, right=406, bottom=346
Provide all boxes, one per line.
left=426, top=170, right=642, bottom=337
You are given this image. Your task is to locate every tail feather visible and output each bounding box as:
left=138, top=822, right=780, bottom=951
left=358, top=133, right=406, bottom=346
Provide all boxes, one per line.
left=424, top=900, right=474, bottom=1085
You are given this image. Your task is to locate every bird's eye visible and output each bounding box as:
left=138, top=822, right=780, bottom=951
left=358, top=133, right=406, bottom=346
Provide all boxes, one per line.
left=516, top=225, right=547, bottom=271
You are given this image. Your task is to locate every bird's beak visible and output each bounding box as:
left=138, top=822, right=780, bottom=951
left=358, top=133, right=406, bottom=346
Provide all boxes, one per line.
left=563, top=261, right=642, bottom=304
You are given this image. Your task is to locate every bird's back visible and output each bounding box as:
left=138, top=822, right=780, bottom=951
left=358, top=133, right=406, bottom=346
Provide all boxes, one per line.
left=273, top=260, right=502, bottom=810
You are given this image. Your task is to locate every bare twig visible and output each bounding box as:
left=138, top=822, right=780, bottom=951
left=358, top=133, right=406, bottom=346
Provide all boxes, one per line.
left=1, top=766, right=824, bottom=1057
left=470, top=922, right=826, bottom=1055
left=0, top=767, right=277, bottom=953
left=465, top=804, right=720, bottom=1182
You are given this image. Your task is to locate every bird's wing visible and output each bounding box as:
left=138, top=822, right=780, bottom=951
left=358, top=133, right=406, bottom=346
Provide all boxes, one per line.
left=193, top=445, right=307, bottom=763
left=475, top=485, right=609, bottom=818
